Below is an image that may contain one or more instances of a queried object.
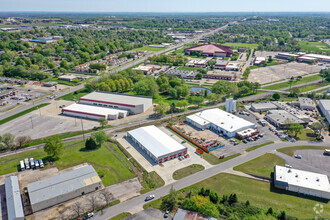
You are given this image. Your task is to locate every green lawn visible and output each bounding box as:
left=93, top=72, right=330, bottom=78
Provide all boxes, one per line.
left=234, top=153, right=285, bottom=178
left=172, top=164, right=205, bottom=180
left=292, top=128, right=319, bottom=141
left=109, top=212, right=131, bottom=220
left=55, top=143, right=134, bottom=186
left=0, top=103, right=50, bottom=126
left=202, top=153, right=241, bottom=165
left=298, top=41, right=330, bottom=52
left=222, top=42, right=258, bottom=49
left=0, top=140, right=134, bottom=186
left=246, top=141, right=275, bottom=152
left=262, top=75, right=322, bottom=90
left=132, top=46, right=165, bottom=52
left=285, top=81, right=330, bottom=93
left=250, top=60, right=285, bottom=69
left=277, top=145, right=328, bottom=156
left=56, top=88, right=90, bottom=101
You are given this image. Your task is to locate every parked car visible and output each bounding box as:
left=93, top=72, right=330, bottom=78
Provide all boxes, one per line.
left=164, top=210, right=169, bottom=218
left=243, top=140, right=248, bottom=144
left=39, top=159, right=44, bottom=168
left=145, top=195, right=155, bottom=201
left=234, top=142, right=239, bottom=146
left=285, top=164, right=292, bottom=168
left=35, top=160, right=40, bottom=169
left=24, top=158, right=30, bottom=169
left=294, top=155, right=302, bottom=159
left=30, top=158, right=35, bottom=169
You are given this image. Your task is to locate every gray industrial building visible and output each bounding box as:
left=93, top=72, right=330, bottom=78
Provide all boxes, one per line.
left=295, top=97, right=316, bottom=110
left=79, top=91, right=153, bottom=114
left=27, top=165, right=102, bottom=213
left=5, top=176, right=24, bottom=220
left=251, top=102, right=279, bottom=113
left=265, top=110, right=308, bottom=129
left=318, top=99, right=330, bottom=123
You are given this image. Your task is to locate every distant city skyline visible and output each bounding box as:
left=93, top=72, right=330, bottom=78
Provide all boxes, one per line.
left=1, top=0, right=330, bottom=12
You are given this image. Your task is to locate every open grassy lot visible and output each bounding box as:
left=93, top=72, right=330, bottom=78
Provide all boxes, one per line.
left=234, top=153, right=285, bottom=177
left=222, top=42, right=258, bottom=49
left=56, top=88, right=90, bottom=101
left=132, top=46, right=165, bottom=52
left=0, top=140, right=134, bottom=186
left=55, top=143, right=134, bottom=186
left=172, top=164, right=205, bottom=180
left=277, top=145, right=328, bottom=156
left=285, top=81, right=330, bottom=93
left=202, top=153, right=241, bottom=165
left=0, top=103, right=50, bottom=126
left=246, top=141, right=275, bottom=152
left=145, top=173, right=329, bottom=219
left=262, top=75, right=322, bottom=90
left=298, top=41, right=330, bottom=52
left=291, top=128, right=319, bottom=141
left=109, top=212, right=131, bottom=220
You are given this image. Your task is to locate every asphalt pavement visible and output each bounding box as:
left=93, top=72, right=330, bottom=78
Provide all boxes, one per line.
left=93, top=141, right=329, bottom=220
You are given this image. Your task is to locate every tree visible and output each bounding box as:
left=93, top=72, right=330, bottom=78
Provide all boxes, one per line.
left=310, top=122, right=322, bottom=135
left=16, top=136, right=31, bottom=148
left=182, top=198, right=198, bottom=212
left=91, top=130, right=107, bottom=146
left=100, top=189, right=114, bottom=205
left=2, top=133, right=16, bottom=150
left=170, top=102, right=176, bottom=113
left=72, top=202, right=83, bottom=217
left=189, top=96, right=204, bottom=107
left=99, top=117, right=108, bottom=128
left=44, top=136, right=64, bottom=160
left=207, top=93, right=222, bottom=104
left=228, top=193, right=238, bottom=205
left=195, top=73, right=203, bottom=80
left=85, top=137, right=98, bottom=150
left=154, top=102, right=170, bottom=116
left=289, top=123, right=304, bottom=138
left=272, top=92, right=281, bottom=100
left=161, top=187, right=177, bottom=211
left=88, top=195, right=97, bottom=211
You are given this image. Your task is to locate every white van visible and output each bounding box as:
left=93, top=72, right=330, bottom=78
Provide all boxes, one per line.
left=20, top=160, right=25, bottom=171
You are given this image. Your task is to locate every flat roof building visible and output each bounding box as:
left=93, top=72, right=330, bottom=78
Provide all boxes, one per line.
left=127, top=125, right=187, bottom=163
left=253, top=57, right=266, bottom=65
left=251, top=102, right=279, bottom=113
left=79, top=91, right=152, bottom=114
left=274, top=165, right=330, bottom=199
left=297, top=97, right=315, bottom=110
left=214, top=60, right=229, bottom=69
left=184, top=44, right=233, bottom=57
left=319, top=99, right=330, bottom=123
left=62, top=103, right=128, bottom=120
left=27, top=165, right=102, bottom=213
left=133, top=65, right=155, bottom=74
left=186, top=108, right=256, bottom=137
left=5, top=176, right=24, bottom=220
left=265, top=110, right=308, bottom=129
left=58, top=74, right=78, bottom=82
left=163, top=69, right=198, bottom=79
left=185, top=59, right=208, bottom=67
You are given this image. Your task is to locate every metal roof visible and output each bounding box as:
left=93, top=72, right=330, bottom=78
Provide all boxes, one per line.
left=27, top=165, right=101, bottom=205
left=266, top=110, right=305, bottom=125
left=80, top=91, right=152, bottom=107
left=5, top=176, right=24, bottom=220
left=251, top=102, right=278, bottom=110
left=319, top=99, right=330, bottom=110
left=63, top=103, right=128, bottom=117
left=127, top=125, right=187, bottom=158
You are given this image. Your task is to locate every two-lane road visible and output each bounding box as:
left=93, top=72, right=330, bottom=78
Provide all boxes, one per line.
left=94, top=141, right=329, bottom=220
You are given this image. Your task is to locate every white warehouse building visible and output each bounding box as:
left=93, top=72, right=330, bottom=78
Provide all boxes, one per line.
left=274, top=165, right=330, bottom=199
left=127, top=125, right=187, bottom=163
left=5, top=176, right=24, bottom=220
left=318, top=99, right=330, bottom=123
left=186, top=108, right=256, bottom=137
left=79, top=92, right=153, bottom=114
left=27, top=165, right=102, bottom=213
left=62, top=103, right=128, bottom=120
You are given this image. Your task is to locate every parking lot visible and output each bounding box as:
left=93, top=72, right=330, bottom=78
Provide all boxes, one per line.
left=248, top=62, right=323, bottom=84
left=115, top=127, right=212, bottom=185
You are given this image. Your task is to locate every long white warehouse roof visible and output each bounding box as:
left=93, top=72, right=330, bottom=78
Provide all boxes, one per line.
left=275, top=165, right=330, bottom=193
left=127, top=125, right=187, bottom=158
left=80, top=91, right=152, bottom=107
left=62, top=103, right=128, bottom=117
left=5, top=176, right=24, bottom=220
left=190, top=108, right=255, bottom=133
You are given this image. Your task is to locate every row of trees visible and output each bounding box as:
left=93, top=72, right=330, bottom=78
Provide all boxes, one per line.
left=148, top=54, right=188, bottom=66
left=0, top=134, right=31, bottom=152
left=211, top=80, right=260, bottom=98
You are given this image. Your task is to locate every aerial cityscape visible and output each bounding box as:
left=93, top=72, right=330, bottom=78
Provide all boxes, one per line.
left=0, top=1, right=329, bottom=220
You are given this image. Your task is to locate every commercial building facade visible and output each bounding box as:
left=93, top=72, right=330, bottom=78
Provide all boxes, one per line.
left=27, top=165, right=102, bottom=213
left=297, top=97, right=315, bottom=110
left=5, top=176, right=24, bottom=220
left=318, top=99, right=330, bottom=123
left=274, top=165, right=330, bottom=199
left=251, top=102, right=279, bottom=113
left=127, top=125, right=187, bottom=163
left=79, top=92, right=153, bottom=114
left=186, top=108, right=256, bottom=137
left=184, top=44, right=233, bottom=57
left=265, top=110, right=308, bottom=129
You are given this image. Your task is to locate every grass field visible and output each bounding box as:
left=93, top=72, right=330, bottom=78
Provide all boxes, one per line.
left=0, top=140, right=134, bottom=186
left=202, top=153, right=241, bottom=165
left=222, top=42, right=258, bottom=49
left=56, top=88, right=90, bottom=101
left=234, top=153, right=285, bottom=177
left=277, top=145, right=328, bottom=156
left=172, top=164, right=204, bottom=180
left=246, top=141, right=275, bottom=152
left=145, top=173, right=330, bottom=219
left=285, top=81, right=330, bottom=93
left=298, top=41, right=330, bottom=52
left=132, top=46, right=165, bottom=52
left=0, top=103, right=50, bottom=126
left=262, top=75, right=322, bottom=90
left=109, top=212, right=131, bottom=220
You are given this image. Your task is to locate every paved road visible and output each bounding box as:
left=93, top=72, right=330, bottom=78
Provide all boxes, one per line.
left=259, top=79, right=324, bottom=94
left=93, top=141, right=329, bottom=220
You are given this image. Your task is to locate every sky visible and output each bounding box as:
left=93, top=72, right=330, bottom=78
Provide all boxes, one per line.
left=1, top=0, right=330, bottom=12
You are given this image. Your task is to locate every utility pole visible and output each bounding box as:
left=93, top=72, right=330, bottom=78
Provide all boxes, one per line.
left=81, top=118, right=85, bottom=141
left=30, top=117, right=34, bottom=129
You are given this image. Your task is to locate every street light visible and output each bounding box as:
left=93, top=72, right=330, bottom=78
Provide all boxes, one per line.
left=30, top=116, right=34, bottom=129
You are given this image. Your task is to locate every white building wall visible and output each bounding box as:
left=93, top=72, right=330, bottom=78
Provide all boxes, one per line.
left=288, top=185, right=330, bottom=199
left=62, top=111, right=104, bottom=121
left=319, top=101, right=330, bottom=123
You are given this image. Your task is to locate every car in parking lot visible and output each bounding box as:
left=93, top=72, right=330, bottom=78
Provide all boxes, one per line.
left=294, top=155, right=302, bottom=159
left=145, top=195, right=155, bottom=201
left=243, top=139, right=248, bottom=144
left=234, top=142, right=239, bottom=146
left=35, top=160, right=39, bottom=169
left=39, top=159, right=44, bottom=168
left=164, top=210, right=169, bottom=218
